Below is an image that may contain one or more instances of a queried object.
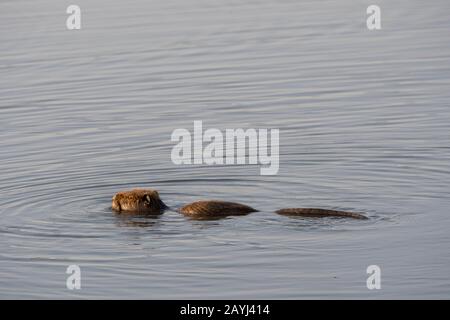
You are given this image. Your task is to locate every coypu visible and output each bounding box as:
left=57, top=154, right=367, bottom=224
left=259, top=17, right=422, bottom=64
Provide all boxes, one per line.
left=112, top=189, right=255, bottom=218
left=112, top=189, right=368, bottom=220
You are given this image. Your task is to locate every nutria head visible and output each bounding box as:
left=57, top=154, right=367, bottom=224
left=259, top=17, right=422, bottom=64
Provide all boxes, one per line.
left=112, top=189, right=167, bottom=214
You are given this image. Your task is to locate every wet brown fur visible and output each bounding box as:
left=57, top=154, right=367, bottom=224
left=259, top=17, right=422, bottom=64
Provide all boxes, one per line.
left=111, top=189, right=166, bottom=214
left=179, top=200, right=257, bottom=217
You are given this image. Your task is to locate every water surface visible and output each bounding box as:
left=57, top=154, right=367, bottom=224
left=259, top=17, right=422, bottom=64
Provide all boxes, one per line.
left=1, top=0, right=450, bottom=298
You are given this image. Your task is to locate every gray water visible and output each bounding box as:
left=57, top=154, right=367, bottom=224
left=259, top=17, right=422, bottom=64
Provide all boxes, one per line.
left=1, top=0, right=450, bottom=299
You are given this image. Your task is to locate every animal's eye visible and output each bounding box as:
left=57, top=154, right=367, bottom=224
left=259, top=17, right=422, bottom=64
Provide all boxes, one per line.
left=144, top=195, right=151, bottom=204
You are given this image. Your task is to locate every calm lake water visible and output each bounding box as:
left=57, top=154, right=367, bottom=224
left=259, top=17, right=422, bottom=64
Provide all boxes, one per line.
left=1, top=0, right=450, bottom=299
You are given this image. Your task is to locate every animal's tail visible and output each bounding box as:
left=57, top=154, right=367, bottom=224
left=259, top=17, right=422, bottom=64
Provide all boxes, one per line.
left=275, top=208, right=368, bottom=220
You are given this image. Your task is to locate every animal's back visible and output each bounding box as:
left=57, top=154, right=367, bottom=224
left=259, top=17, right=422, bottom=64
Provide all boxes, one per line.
left=180, top=200, right=257, bottom=217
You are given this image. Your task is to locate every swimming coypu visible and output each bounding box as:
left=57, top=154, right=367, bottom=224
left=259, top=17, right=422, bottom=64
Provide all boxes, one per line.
left=112, top=188, right=368, bottom=220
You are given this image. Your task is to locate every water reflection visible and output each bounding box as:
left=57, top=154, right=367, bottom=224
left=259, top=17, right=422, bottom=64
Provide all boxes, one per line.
left=114, top=213, right=161, bottom=228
